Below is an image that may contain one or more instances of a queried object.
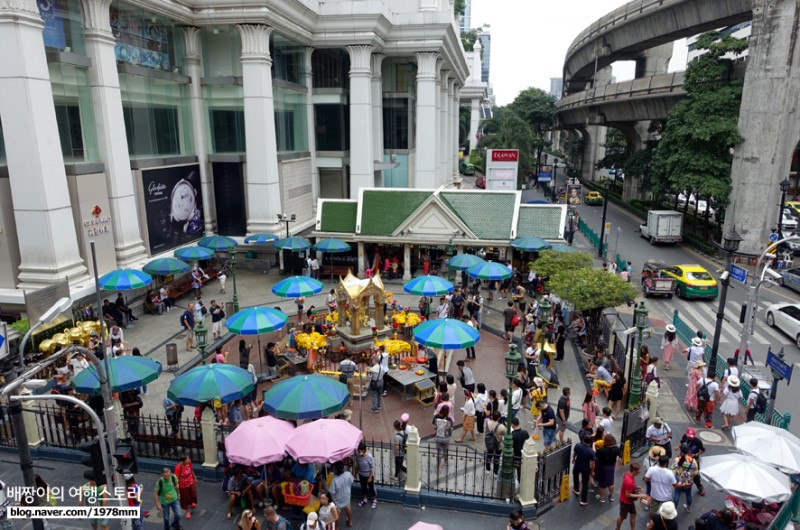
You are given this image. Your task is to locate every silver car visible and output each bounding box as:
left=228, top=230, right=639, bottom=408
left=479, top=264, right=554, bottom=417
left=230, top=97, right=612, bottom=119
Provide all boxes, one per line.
left=780, top=267, right=800, bottom=293
left=765, top=302, right=800, bottom=349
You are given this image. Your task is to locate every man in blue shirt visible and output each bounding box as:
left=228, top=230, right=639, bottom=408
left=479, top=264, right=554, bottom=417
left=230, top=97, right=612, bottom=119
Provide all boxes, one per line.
left=572, top=435, right=597, bottom=506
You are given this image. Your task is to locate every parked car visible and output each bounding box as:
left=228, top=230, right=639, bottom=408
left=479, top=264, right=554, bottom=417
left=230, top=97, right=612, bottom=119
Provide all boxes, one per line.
left=677, top=193, right=716, bottom=218
left=765, top=302, right=800, bottom=348
left=779, top=267, right=800, bottom=293
left=781, top=210, right=798, bottom=231
left=584, top=191, right=604, bottom=205
left=475, top=174, right=485, bottom=189
left=662, top=264, right=719, bottom=300
left=459, top=161, right=475, bottom=176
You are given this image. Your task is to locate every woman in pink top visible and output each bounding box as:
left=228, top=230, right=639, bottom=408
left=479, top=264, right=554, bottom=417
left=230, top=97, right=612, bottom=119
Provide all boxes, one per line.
left=434, top=392, right=455, bottom=422
left=581, top=390, right=598, bottom=427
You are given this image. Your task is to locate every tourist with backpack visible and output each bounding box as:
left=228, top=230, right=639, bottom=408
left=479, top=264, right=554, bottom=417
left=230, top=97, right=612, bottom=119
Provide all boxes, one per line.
left=154, top=468, right=182, bottom=530
left=262, top=506, right=290, bottom=530
left=678, top=428, right=706, bottom=497
left=746, top=377, right=768, bottom=422
left=694, top=375, right=720, bottom=429
left=392, top=420, right=407, bottom=483
left=484, top=410, right=506, bottom=477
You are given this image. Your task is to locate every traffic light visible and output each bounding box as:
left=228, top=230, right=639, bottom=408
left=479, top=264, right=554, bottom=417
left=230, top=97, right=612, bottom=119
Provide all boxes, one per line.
left=78, top=437, right=107, bottom=486
left=113, top=439, right=138, bottom=475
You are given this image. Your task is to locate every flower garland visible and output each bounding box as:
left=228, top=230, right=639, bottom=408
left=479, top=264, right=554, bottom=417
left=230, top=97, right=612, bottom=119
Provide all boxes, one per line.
left=392, top=310, right=422, bottom=327
left=295, top=331, right=328, bottom=350
left=375, top=339, right=411, bottom=355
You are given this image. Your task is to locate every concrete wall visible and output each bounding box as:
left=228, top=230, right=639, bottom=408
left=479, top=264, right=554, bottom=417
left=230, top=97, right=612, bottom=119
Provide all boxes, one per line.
left=280, top=156, right=314, bottom=227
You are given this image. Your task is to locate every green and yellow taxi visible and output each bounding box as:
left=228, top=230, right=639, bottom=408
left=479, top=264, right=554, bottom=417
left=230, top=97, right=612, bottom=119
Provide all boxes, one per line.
left=663, top=264, right=719, bottom=300
left=584, top=191, right=604, bottom=205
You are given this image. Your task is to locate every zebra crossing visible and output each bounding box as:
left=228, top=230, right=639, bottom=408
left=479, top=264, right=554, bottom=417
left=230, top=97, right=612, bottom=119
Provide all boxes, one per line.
left=644, top=296, right=793, bottom=353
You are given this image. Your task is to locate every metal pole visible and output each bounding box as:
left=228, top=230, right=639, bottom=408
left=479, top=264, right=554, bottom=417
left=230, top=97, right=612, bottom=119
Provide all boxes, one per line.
left=708, top=251, right=733, bottom=377
left=624, top=333, right=636, bottom=409
left=613, top=227, right=621, bottom=264
left=777, top=188, right=787, bottom=239
left=230, top=249, right=239, bottom=313
left=552, top=161, right=558, bottom=203
left=500, top=374, right=515, bottom=499
left=598, top=194, right=609, bottom=258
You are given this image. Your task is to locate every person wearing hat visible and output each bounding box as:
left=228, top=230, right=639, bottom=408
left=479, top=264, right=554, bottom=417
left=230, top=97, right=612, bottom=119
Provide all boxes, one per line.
left=644, top=456, right=678, bottom=516
left=646, top=417, right=673, bottom=459
left=660, top=325, right=679, bottom=371
left=719, top=375, right=743, bottom=429
left=648, top=501, right=679, bottom=530
left=642, top=446, right=665, bottom=497
left=683, top=336, right=706, bottom=373
left=678, top=428, right=706, bottom=497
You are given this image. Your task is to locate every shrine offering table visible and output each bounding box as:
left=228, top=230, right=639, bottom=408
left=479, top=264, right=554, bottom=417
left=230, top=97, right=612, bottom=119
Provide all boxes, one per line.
left=386, top=366, right=436, bottom=401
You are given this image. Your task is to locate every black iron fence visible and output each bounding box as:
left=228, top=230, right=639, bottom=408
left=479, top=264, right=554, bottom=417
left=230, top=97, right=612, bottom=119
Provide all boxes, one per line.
left=0, top=407, right=15, bottom=448
left=418, top=442, right=506, bottom=500
left=620, top=404, right=649, bottom=455
left=534, top=440, right=572, bottom=511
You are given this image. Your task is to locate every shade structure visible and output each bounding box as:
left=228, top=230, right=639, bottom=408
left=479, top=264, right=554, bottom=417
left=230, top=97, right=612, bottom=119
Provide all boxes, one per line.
left=142, top=257, right=190, bottom=276
left=511, top=237, right=552, bottom=252
left=403, top=275, right=454, bottom=296
left=446, top=254, right=485, bottom=271
left=732, top=423, right=800, bottom=474
left=168, top=364, right=255, bottom=406
left=98, top=269, right=152, bottom=291
left=262, top=374, right=350, bottom=420
left=549, top=244, right=576, bottom=252
left=313, top=238, right=351, bottom=253
left=699, top=453, right=792, bottom=503
left=244, top=233, right=279, bottom=245
left=408, top=524, right=444, bottom=530
left=226, top=307, right=289, bottom=335
left=199, top=234, right=238, bottom=251
left=285, top=419, right=362, bottom=464
left=467, top=261, right=512, bottom=281
left=71, top=356, right=162, bottom=395
left=274, top=236, right=311, bottom=252
left=271, top=276, right=324, bottom=298
left=224, top=416, right=295, bottom=466
left=413, top=318, right=480, bottom=349
left=174, top=245, right=215, bottom=261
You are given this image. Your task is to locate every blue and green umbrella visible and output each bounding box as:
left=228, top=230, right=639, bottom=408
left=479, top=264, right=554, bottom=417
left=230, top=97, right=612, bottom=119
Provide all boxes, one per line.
left=412, top=318, right=481, bottom=349
left=98, top=269, right=153, bottom=291
left=446, top=254, right=485, bottom=271
left=174, top=245, right=215, bottom=261
left=549, top=244, right=576, bottom=252
left=262, top=374, right=350, bottom=420
left=244, top=233, right=279, bottom=245
left=271, top=276, right=324, bottom=298
left=142, top=257, right=190, bottom=276
left=168, top=364, right=255, bottom=406
left=511, top=237, right=552, bottom=252
left=467, top=261, right=512, bottom=281
left=313, top=238, right=351, bottom=253
left=225, top=307, right=289, bottom=335
left=274, top=237, right=311, bottom=252
left=403, top=275, right=454, bottom=296
left=199, top=235, right=238, bottom=251
left=71, top=356, right=162, bottom=395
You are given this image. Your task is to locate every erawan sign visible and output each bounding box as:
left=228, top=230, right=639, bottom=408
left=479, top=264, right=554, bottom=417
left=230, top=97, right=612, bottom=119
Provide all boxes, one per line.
left=486, top=149, right=519, bottom=191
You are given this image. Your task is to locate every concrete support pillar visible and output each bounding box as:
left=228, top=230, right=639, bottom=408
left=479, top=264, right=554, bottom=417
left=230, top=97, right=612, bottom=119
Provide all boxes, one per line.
left=371, top=53, right=385, bottom=187
left=238, top=24, right=282, bottom=233
left=278, top=250, right=285, bottom=274
left=451, top=85, right=460, bottom=179
left=304, top=47, right=320, bottom=213
left=201, top=406, right=219, bottom=468
left=403, top=244, right=411, bottom=281
left=21, top=396, right=43, bottom=448
left=415, top=52, right=440, bottom=188
left=347, top=45, right=375, bottom=197
left=81, top=0, right=148, bottom=265
left=404, top=425, right=422, bottom=495
left=725, top=0, right=800, bottom=255
left=634, top=42, right=673, bottom=79
left=580, top=126, right=607, bottom=182
left=181, top=26, right=216, bottom=234
left=439, top=72, right=450, bottom=186
left=468, top=97, right=480, bottom=155
left=645, top=381, right=660, bottom=427
left=0, top=1, right=88, bottom=286
left=519, top=438, right=538, bottom=508
left=357, top=242, right=366, bottom=276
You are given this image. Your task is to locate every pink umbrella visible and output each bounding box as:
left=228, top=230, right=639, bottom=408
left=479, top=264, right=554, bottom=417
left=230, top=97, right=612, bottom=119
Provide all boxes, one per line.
left=285, top=419, right=362, bottom=464
left=224, top=416, right=295, bottom=466
left=408, top=524, right=443, bottom=530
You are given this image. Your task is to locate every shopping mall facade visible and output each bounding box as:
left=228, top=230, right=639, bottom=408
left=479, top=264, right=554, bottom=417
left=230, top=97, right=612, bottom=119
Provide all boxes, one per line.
left=0, top=0, right=483, bottom=303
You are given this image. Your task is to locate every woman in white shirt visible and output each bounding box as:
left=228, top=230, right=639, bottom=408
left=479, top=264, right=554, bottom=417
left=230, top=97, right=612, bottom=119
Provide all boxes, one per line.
left=69, top=352, right=90, bottom=377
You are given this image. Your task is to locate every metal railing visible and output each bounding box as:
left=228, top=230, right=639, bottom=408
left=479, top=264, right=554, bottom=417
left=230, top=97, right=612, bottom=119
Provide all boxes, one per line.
left=577, top=218, right=607, bottom=256
left=534, top=440, right=572, bottom=511
left=418, top=442, right=506, bottom=500
left=767, top=485, right=800, bottom=530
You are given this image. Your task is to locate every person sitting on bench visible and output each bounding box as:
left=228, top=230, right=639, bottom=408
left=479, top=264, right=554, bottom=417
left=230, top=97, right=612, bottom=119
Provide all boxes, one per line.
left=102, top=299, right=124, bottom=328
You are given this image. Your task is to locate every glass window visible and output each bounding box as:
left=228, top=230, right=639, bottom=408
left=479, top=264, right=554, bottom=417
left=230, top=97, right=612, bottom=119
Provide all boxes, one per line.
left=201, top=27, right=242, bottom=77
left=312, top=49, right=348, bottom=89
left=314, top=104, right=348, bottom=151
left=383, top=98, right=410, bottom=150
left=210, top=109, right=245, bottom=153
left=271, top=34, right=305, bottom=85
left=38, top=0, right=86, bottom=55
left=48, top=63, right=99, bottom=162
left=382, top=59, right=415, bottom=93
left=110, top=4, right=184, bottom=73
left=274, top=87, right=307, bottom=153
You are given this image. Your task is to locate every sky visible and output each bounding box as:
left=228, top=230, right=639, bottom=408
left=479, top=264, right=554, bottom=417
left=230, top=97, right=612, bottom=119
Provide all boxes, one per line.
left=470, top=0, right=689, bottom=105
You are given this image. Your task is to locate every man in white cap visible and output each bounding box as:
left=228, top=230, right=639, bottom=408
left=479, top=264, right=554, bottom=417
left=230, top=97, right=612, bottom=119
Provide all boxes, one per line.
left=683, top=337, right=705, bottom=373
left=300, top=511, right=319, bottom=530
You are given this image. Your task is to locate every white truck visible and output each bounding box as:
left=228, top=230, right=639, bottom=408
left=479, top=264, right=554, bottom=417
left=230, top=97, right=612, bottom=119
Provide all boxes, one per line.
left=639, top=210, right=683, bottom=244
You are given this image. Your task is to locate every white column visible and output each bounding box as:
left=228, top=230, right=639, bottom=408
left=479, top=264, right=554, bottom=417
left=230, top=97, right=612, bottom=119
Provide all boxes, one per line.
left=347, top=45, right=375, bottom=197
left=181, top=26, right=216, bottom=234
left=415, top=52, right=439, bottom=188
left=468, top=97, right=480, bottom=155
left=22, top=396, right=43, bottom=447
left=403, top=244, right=411, bottom=281
left=201, top=407, right=219, bottom=468
left=238, top=25, right=282, bottom=233
left=357, top=242, right=366, bottom=276
left=304, top=47, right=320, bottom=213
left=519, top=438, right=538, bottom=508
left=439, top=71, right=450, bottom=186
left=404, top=425, right=422, bottom=494
left=371, top=53, right=385, bottom=187
left=81, top=0, right=147, bottom=265
left=451, top=84, right=460, bottom=178
left=0, top=1, right=88, bottom=286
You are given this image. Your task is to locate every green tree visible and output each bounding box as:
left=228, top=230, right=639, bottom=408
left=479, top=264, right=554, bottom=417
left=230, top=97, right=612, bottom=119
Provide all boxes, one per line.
left=548, top=268, right=637, bottom=350
left=530, top=250, right=594, bottom=279
left=477, top=107, right=536, bottom=183
left=651, top=31, right=747, bottom=238
left=508, top=88, right=556, bottom=166
left=595, top=128, right=628, bottom=171
left=459, top=106, right=470, bottom=148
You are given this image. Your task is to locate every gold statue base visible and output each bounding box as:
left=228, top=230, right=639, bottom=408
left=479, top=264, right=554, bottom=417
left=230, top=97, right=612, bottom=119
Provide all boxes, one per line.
left=337, top=320, right=390, bottom=353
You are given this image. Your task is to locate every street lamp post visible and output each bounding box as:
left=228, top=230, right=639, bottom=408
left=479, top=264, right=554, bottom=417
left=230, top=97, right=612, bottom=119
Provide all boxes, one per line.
left=196, top=318, right=209, bottom=361
left=539, top=297, right=551, bottom=365
left=598, top=180, right=612, bottom=258
left=708, top=228, right=743, bottom=377
left=628, top=301, right=649, bottom=408
left=229, top=248, right=239, bottom=313
left=446, top=239, right=457, bottom=282
left=777, top=179, right=790, bottom=238
left=500, top=343, right=521, bottom=500
left=552, top=158, right=559, bottom=203
left=277, top=213, right=296, bottom=275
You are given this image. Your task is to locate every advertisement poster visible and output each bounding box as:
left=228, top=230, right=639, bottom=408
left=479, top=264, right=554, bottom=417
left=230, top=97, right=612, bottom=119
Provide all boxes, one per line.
left=37, top=0, right=66, bottom=50
left=141, top=165, right=204, bottom=254
left=566, top=184, right=583, bottom=205
left=212, top=163, right=247, bottom=236
left=110, top=8, right=171, bottom=71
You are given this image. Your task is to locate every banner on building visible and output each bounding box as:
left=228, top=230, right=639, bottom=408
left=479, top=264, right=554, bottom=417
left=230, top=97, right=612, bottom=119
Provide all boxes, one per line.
left=110, top=8, right=171, bottom=71
left=141, top=165, right=204, bottom=254
left=37, top=0, right=66, bottom=50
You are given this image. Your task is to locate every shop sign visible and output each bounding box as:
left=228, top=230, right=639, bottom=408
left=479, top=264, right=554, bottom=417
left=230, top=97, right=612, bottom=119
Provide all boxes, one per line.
left=83, top=205, right=112, bottom=236
left=490, top=149, right=519, bottom=162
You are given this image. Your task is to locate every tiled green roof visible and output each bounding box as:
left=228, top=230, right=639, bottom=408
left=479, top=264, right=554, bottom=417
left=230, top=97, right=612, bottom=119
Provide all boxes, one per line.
left=439, top=192, right=516, bottom=240
left=319, top=201, right=357, bottom=233
left=360, top=190, right=431, bottom=235
left=516, top=207, right=562, bottom=239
